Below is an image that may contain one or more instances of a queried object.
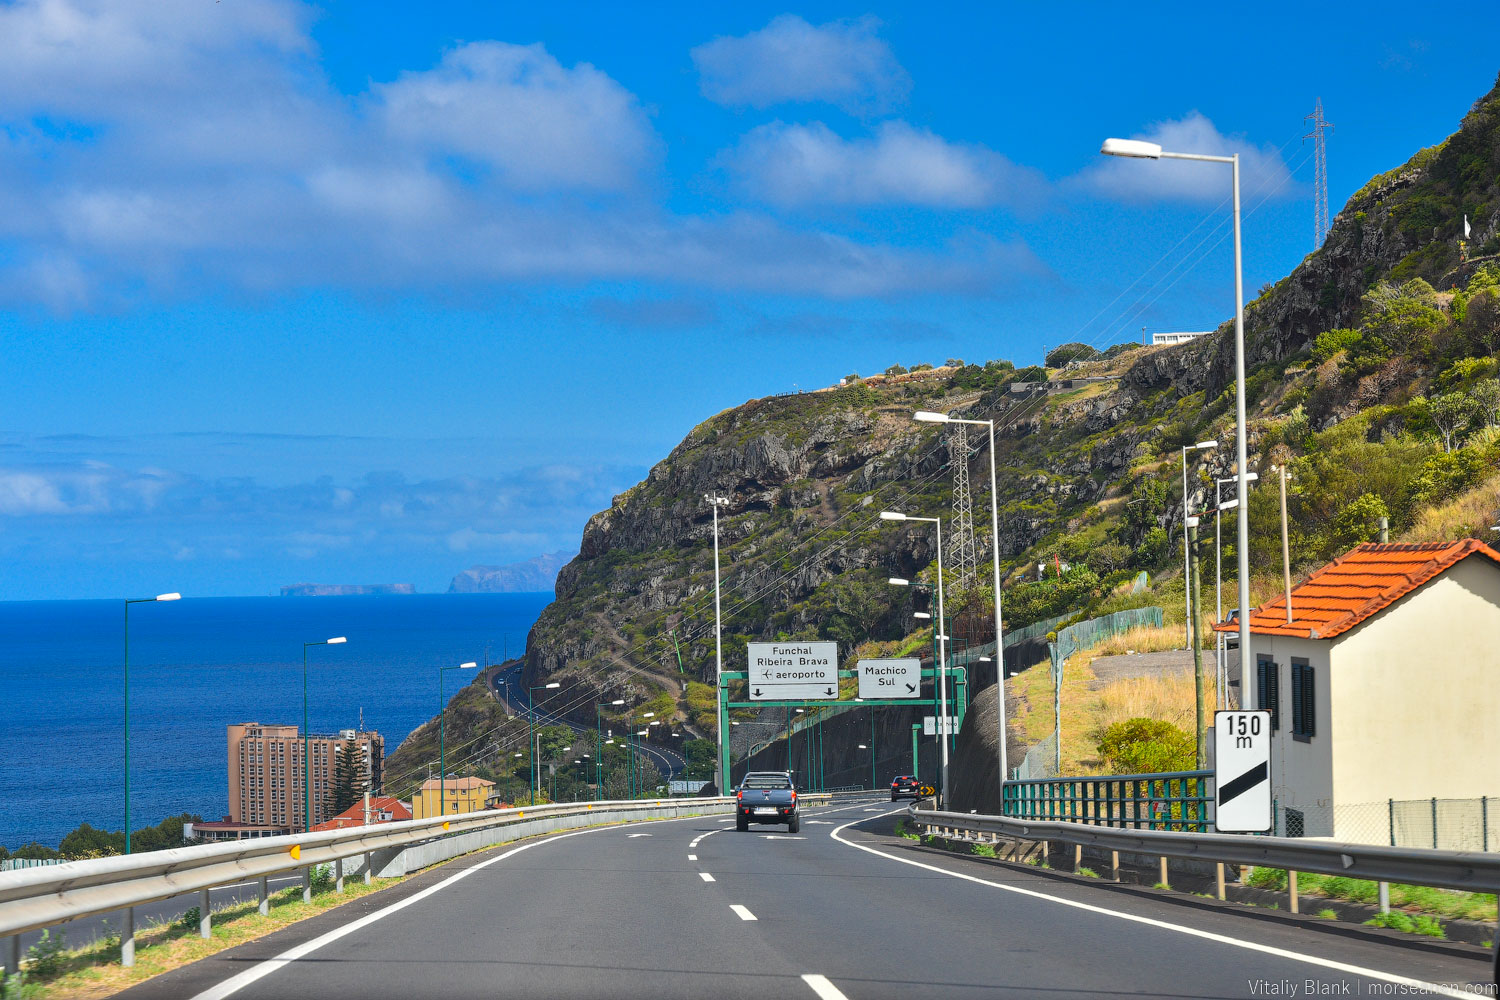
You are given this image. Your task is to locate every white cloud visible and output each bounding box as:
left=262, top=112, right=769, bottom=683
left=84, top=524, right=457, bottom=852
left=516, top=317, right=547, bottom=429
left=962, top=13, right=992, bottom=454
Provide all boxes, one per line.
left=0, top=0, right=1035, bottom=309
left=373, top=41, right=658, bottom=192
left=1078, top=112, right=1297, bottom=203
left=724, top=120, right=1045, bottom=209
left=691, top=14, right=908, bottom=111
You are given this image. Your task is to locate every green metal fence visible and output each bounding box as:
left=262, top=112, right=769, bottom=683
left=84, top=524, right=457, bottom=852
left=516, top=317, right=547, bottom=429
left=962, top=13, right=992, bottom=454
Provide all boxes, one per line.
left=1002, top=769, right=1213, bottom=832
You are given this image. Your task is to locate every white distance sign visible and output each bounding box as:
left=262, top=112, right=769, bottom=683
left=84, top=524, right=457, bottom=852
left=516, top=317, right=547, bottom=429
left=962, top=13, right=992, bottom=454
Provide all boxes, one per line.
left=747, top=642, right=839, bottom=700
left=922, top=716, right=957, bottom=736
left=1213, top=710, right=1272, bottom=833
left=857, top=658, right=921, bottom=700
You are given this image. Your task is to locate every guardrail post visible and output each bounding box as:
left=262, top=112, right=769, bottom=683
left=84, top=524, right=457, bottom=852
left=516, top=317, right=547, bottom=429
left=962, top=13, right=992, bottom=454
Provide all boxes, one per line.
left=1158, top=856, right=1168, bottom=888
left=302, top=866, right=312, bottom=903
left=121, top=906, right=135, bottom=967
left=363, top=852, right=372, bottom=886
left=1378, top=881, right=1390, bottom=914
left=1288, top=871, right=1299, bottom=914
left=1215, top=863, right=1225, bottom=900
left=258, top=877, right=269, bottom=915
left=335, top=857, right=344, bottom=893
left=198, top=889, right=211, bottom=938
left=1073, top=844, right=1082, bottom=871
left=5, top=934, right=19, bottom=980
left=1110, top=850, right=1120, bottom=882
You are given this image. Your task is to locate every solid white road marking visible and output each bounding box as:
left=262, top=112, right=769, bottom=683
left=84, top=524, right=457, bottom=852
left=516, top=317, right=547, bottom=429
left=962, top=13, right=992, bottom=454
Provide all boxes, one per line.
left=689, top=828, right=725, bottom=849
left=189, top=813, right=719, bottom=1000
left=626, top=833, right=652, bottom=838
left=730, top=904, right=757, bottom=921
left=862, top=808, right=881, bottom=812
left=761, top=835, right=805, bottom=840
left=688, top=854, right=697, bottom=861
left=806, top=820, right=833, bottom=825
left=699, top=872, right=715, bottom=882
left=827, top=811, right=1475, bottom=1000
left=801, top=974, right=849, bottom=1000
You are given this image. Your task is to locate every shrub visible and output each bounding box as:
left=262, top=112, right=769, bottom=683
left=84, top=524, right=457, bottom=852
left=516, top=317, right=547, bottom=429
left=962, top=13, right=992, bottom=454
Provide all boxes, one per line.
left=1045, top=342, right=1100, bottom=367
left=176, top=906, right=201, bottom=930
left=1311, top=328, right=1361, bottom=364
left=25, top=929, right=66, bottom=978
left=1096, top=717, right=1196, bottom=774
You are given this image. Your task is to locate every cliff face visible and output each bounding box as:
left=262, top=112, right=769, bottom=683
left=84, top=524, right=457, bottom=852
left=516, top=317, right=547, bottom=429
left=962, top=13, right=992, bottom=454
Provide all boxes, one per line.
left=516, top=74, right=1500, bottom=739
left=448, top=552, right=571, bottom=593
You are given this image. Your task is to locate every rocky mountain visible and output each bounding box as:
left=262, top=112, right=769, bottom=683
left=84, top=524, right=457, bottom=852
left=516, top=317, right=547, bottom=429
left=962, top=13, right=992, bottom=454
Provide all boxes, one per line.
left=387, top=73, right=1500, bottom=791
left=448, top=551, right=572, bottom=593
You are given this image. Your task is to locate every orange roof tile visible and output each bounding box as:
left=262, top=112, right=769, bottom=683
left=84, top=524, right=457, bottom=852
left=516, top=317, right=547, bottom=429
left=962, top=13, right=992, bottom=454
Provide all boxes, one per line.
left=1213, top=540, right=1500, bottom=640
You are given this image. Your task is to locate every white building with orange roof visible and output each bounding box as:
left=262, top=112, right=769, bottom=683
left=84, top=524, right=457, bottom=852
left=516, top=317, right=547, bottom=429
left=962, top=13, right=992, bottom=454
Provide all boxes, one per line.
left=1215, top=540, right=1500, bottom=841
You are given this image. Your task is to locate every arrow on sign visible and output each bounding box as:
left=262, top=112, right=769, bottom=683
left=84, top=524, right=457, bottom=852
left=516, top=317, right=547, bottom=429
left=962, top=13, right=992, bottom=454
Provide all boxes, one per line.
left=753, top=688, right=763, bottom=697
left=904, top=683, right=917, bottom=694
left=824, top=687, right=835, bottom=696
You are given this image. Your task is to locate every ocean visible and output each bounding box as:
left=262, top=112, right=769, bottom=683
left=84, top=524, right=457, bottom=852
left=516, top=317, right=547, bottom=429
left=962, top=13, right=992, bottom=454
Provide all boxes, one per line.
left=0, top=592, right=552, bottom=850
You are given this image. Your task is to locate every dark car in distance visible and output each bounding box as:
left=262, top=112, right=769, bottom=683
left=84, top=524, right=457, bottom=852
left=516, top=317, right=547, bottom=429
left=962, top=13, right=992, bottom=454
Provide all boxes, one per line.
left=890, top=775, right=922, bottom=801
left=736, top=771, right=800, bottom=832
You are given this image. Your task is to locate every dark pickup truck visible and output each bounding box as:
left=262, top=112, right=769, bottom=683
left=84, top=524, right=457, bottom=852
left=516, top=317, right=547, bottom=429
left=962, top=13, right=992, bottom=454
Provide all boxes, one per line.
left=735, top=771, right=800, bottom=832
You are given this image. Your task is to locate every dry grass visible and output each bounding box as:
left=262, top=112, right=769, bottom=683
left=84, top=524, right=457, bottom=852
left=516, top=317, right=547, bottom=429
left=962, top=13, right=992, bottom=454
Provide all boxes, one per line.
left=1093, top=671, right=1219, bottom=737
left=1401, top=471, right=1500, bottom=543
left=1086, top=624, right=1187, bottom=658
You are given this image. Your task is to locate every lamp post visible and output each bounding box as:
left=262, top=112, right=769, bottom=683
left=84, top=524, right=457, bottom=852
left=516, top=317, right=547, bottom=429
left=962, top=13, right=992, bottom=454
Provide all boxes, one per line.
left=300, top=637, right=347, bottom=832
left=438, top=662, right=479, bottom=816
left=1102, top=136, right=1251, bottom=703
left=914, top=410, right=1010, bottom=799
left=529, top=681, right=560, bottom=805
left=1179, top=440, right=1218, bottom=650
left=597, top=699, right=624, bottom=800
left=704, top=494, right=730, bottom=795
left=124, top=592, right=180, bottom=854
left=880, top=511, right=949, bottom=808
left=631, top=711, right=655, bottom=798
left=1214, top=473, right=1257, bottom=706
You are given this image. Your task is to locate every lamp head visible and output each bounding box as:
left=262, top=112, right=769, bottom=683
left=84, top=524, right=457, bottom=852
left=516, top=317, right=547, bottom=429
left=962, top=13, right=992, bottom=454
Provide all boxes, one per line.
left=327, top=636, right=347, bottom=644
left=155, top=592, right=182, bottom=602
left=610, top=699, right=625, bottom=705
left=887, top=577, right=909, bottom=586
left=913, top=411, right=950, bottom=423
left=1101, top=137, right=1162, bottom=159
left=460, top=661, right=478, bottom=669
left=544, top=682, right=560, bottom=689
left=1194, top=440, right=1218, bottom=450
left=879, top=511, right=906, bottom=521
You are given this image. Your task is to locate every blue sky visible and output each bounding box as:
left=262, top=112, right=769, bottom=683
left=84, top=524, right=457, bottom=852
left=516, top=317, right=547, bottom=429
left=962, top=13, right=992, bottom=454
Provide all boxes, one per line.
left=1, top=0, right=1496, bottom=600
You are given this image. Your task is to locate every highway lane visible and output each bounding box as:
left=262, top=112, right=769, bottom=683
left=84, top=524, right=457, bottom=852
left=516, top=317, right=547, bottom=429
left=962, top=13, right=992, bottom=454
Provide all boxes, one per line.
left=117, top=798, right=1491, bottom=999
left=497, top=662, right=686, bottom=780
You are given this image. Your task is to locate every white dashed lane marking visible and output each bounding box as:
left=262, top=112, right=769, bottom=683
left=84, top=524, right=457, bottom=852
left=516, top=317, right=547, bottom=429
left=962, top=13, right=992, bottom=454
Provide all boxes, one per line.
left=688, top=854, right=697, bottom=861
left=801, top=974, right=849, bottom=1000
left=699, top=872, right=715, bottom=882
left=730, top=904, right=757, bottom=921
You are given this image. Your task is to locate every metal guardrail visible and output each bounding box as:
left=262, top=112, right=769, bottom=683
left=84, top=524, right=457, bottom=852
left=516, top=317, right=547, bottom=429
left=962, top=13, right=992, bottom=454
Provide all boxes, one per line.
left=0, top=796, right=744, bottom=951
left=911, top=807, right=1500, bottom=894
left=1003, top=770, right=1213, bottom=832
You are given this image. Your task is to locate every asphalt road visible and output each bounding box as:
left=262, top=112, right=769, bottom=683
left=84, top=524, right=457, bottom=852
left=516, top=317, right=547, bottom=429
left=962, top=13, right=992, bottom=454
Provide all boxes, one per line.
left=119, top=799, right=1492, bottom=1000
left=17, top=874, right=303, bottom=953
left=496, top=663, right=686, bottom=780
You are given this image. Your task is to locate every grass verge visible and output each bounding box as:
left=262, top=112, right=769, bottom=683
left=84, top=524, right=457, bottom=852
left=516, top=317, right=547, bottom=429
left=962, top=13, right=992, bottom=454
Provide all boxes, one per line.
left=1245, top=867, right=1496, bottom=923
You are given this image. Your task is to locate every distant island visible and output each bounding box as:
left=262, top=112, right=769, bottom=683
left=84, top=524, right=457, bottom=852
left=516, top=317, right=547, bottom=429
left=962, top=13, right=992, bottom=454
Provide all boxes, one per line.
left=448, top=552, right=572, bottom=594
left=280, top=583, right=416, bottom=597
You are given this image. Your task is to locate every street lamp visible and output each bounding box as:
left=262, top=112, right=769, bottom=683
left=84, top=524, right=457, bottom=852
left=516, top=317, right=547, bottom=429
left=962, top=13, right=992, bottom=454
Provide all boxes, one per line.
left=529, top=681, right=560, bottom=805
left=124, top=592, right=180, bottom=855
left=915, top=408, right=1010, bottom=803
left=1180, top=440, right=1218, bottom=651
left=301, top=637, right=347, bottom=832
left=1103, top=135, right=1252, bottom=700
left=705, top=493, right=731, bottom=796
left=596, top=699, right=625, bottom=801
left=879, top=510, right=950, bottom=807
left=438, top=662, right=479, bottom=816
left=1214, top=473, right=1258, bottom=706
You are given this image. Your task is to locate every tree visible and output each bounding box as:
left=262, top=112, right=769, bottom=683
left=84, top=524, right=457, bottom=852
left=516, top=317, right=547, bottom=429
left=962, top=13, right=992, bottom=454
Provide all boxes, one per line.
left=1425, top=392, right=1478, bottom=452
left=884, top=364, right=908, bottom=376
left=1044, top=342, right=1099, bottom=367
left=1333, top=493, right=1390, bottom=548
left=1466, top=288, right=1500, bottom=355
left=1134, top=526, right=1169, bottom=568
left=944, top=358, right=965, bottom=368
left=1086, top=542, right=1132, bottom=575
left=1121, top=479, right=1167, bottom=545
left=683, top=739, right=717, bottom=781
left=330, top=739, right=363, bottom=816
left=1471, top=378, right=1500, bottom=428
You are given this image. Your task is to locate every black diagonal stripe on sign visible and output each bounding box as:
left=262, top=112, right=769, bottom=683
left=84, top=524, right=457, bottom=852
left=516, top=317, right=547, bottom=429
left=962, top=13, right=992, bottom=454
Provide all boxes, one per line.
left=1218, top=761, right=1268, bottom=806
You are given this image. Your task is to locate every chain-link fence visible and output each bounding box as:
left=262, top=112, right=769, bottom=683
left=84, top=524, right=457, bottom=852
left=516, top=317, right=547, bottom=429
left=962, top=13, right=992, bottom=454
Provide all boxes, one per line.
left=1014, top=732, right=1058, bottom=780
left=1278, top=797, right=1500, bottom=849
left=1051, top=606, right=1165, bottom=664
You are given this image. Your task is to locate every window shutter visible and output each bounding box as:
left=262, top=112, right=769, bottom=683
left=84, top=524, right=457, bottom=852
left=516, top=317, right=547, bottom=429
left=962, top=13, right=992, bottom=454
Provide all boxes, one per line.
left=1302, top=665, right=1316, bottom=738
left=1290, top=663, right=1305, bottom=735
left=1268, top=661, right=1280, bottom=731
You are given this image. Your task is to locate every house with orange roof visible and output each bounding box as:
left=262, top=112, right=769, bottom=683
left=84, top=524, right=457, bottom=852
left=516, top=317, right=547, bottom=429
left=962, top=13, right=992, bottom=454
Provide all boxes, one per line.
left=310, top=796, right=412, bottom=833
left=1215, top=540, right=1500, bottom=841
